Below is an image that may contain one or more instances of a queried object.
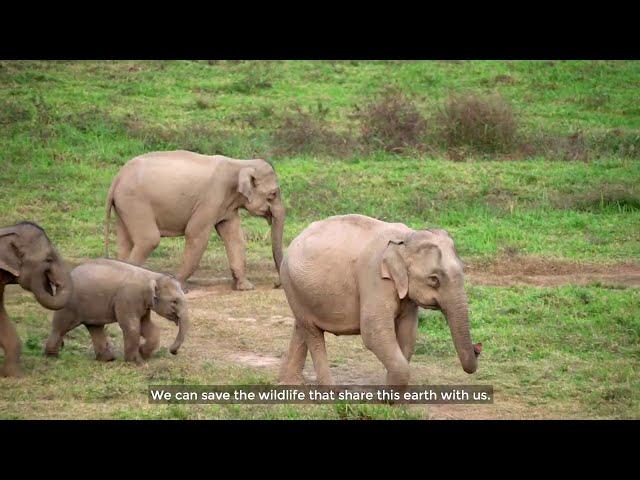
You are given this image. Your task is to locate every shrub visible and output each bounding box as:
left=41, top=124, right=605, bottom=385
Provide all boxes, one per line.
left=272, top=105, right=354, bottom=156
left=437, top=93, right=518, bottom=153
left=354, top=89, right=427, bottom=153
left=556, top=186, right=640, bottom=212
left=0, top=99, right=32, bottom=125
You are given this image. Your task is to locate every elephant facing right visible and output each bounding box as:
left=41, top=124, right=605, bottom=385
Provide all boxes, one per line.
left=278, top=214, right=482, bottom=386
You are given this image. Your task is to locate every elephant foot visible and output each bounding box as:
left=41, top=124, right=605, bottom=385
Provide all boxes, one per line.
left=234, top=279, right=255, bottom=291
left=0, top=363, right=23, bottom=378
left=96, top=351, right=116, bottom=362
left=139, top=347, right=157, bottom=360
left=125, top=355, right=145, bottom=365
left=278, top=375, right=305, bottom=386
left=273, top=279, right=282, bottom=289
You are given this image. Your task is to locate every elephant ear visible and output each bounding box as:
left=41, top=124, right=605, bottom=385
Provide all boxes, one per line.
left=145, top=278, right=159, bottom=309
left=380, top=240, right=408, bottom=299
left=238, top=167, right=256, bottom=202
left=0, top=229, right=21, bottom=277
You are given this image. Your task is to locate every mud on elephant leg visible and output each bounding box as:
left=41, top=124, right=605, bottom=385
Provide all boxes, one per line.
left=278, top=322, right=308, bottom=385
left=86, top=325, right=116, bottom=362
left=139, top=313, right=160, bottom=359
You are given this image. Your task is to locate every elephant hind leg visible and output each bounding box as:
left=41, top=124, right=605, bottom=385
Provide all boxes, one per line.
left=117, top=202, right=161, bottom=266
left=86, top=325, right=116, bottom=362
left=115, top=216, right=133, bottom=261
left=301, top=321, right=333, bottom=386
left=278, top=322, right=308, bottom=385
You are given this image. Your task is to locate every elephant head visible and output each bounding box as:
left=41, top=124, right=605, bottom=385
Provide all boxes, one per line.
left=237, top=160, right=285, bottom=273
left=149, top=275, right=189, bottom=355
left=0, top=222, right=72, bottom=310
left=381, top=229, right=479, bottom=374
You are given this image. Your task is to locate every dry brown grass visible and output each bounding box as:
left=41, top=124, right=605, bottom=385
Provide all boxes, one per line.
left=437, top=92, right=518, bottom=154
left=272, top=105, right=355, bottom=156
left=354, top=89, right=427, bottom=153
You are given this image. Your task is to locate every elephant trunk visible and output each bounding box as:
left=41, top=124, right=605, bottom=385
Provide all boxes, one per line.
left=441, top=291, right=478, bottom=374
left=30, top=261, right=72, bottom=311
left=169, top=308, right=189, bottom=355
left=268, top=195, right=285, bottom=274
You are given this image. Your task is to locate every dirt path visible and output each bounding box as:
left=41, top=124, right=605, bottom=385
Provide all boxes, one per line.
left=163, top=258, right=640, bottom=419
left=173, top=282, right=568, bottom=419
left=467, top=257, right=640, bottom=287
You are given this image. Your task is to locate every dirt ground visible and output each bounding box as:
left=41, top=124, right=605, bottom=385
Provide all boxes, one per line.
left=147, top=257, right=639, bottom=420
left=3, top=256, right=638, bottom=419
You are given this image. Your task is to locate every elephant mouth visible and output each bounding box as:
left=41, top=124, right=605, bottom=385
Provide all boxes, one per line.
left=417, top=299, right=440, bottom=310
left=43, top=273, right=59, bottom=296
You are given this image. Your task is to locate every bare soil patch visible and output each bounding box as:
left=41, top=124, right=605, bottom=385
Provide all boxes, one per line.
left=466, top=256, right=640, bottom=287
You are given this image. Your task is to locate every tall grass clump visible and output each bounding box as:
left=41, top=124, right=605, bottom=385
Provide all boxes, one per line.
left=354, top=89, right=427, bottom=153
left=438, top=93, right=518, bottom=154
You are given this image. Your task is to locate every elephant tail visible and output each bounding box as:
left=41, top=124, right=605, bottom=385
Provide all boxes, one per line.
left=104, top=176, right=118, bottom=258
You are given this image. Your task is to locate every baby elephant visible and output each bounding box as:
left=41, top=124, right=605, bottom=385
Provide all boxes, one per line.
left=44, top=259, right=189, bottom=363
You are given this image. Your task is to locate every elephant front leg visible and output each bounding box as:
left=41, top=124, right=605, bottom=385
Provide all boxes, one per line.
left=0, top=297, right=22, bottom=377
left=302, top=323, right=333, bottom=385
left=395, top=304, right=419, bottom=362
left=44, top=310, right=79, bottom=358
left=361, top=308, right=411, bottom=387
left=115, top=305, right=143, bottom=364
left=139, top=312, right=160, bottom=360
left=215, top=215, right=254, bottom=291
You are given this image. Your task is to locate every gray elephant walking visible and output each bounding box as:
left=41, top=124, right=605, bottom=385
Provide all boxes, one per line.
left=278, top=214, right=481, bottom=386
left=0, top=222, right=72, bottom=377
left=44, top=259, right=189, bottom=363
left=104, top=150, right=285, bottom=291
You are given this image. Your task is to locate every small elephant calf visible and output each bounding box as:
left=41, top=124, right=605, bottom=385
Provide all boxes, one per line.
left=44, top=259, right=189, bottom=363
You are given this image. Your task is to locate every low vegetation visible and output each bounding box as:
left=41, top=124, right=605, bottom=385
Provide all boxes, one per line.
left=0, top=60, right=638, bottom=419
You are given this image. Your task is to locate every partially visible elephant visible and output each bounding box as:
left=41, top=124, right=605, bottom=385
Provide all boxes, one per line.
left=104, top=150, right=285, bottom=291
left=0, top=222, right=73, bottom=377
left=44, top=259, right=189, bottom=363
left=279, top=214, right=481, bottom=386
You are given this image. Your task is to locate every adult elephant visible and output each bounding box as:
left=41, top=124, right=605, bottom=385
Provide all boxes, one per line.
left=278, top=214, right=481, bottom=386
left=104, top=151, right=285, bottom=291
left=0, top=222, right=72, bottom=377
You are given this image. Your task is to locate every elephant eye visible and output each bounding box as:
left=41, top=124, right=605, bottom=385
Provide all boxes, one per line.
left=427, top=274, right=440, bottom=288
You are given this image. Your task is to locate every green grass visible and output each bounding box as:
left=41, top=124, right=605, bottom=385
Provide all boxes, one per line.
left=1, top=60, right=639, bottom=265
left=1, top=282, right=637, bottom=419
left=1, top=60, right=639, bottom=419
left=417, top=284, right=640, bottom=418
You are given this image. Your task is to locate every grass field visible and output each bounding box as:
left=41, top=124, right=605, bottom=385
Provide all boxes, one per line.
left=0, top=60, right=639, bottom=419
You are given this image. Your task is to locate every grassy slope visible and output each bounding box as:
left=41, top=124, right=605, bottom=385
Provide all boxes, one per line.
left=0, top=60, right=639, bottom=419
